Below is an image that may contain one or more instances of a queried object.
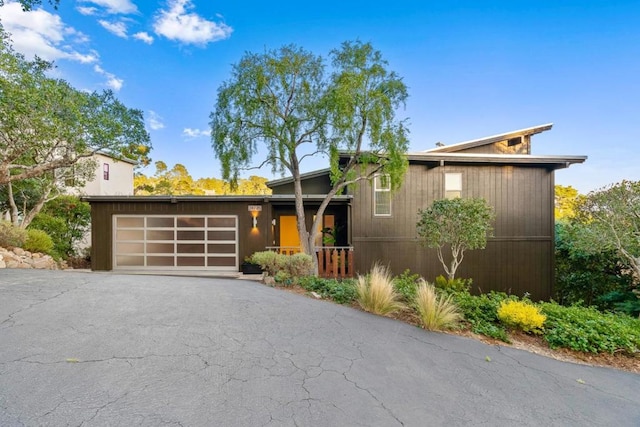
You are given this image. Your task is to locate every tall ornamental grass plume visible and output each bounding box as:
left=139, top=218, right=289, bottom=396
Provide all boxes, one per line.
left=356, top=263, right=404, bottom=315
left=415, top=279, right=462, bottom=331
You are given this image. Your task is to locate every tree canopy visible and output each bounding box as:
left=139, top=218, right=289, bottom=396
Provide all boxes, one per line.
left=0, top=29, right=151, bottom=227
left=210, top=41, right=409, bottom=263
left=417, top=198, right=495, bottom=280
left=0, top=0, right=59, bottom=11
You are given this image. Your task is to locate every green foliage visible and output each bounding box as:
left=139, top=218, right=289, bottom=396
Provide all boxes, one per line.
left=597, top=291, right=640, bottom=318
left=554, top=185, right=584, bottom=221
left=0, top=220, right=27, bottom=248
left=417, top=198, right=495, bottom=280
left=497, top=300, right=546, bottom=334
left=356, top=264, right=404, bottom=315
left=541, top=303, right=640, bottom=355
left=0, top=29, right=152, bottom=188
left=211, top=41, right=409, bottom=256
left=298, top=276, right=358, bottom=304
left=554, top=221, right=633, bottom=307
left=434, top=275, right=472, bottom=293
left=23, top=229, right=54, bottom=254
left=414, top=280, right=462, bottom=331
left=393, top=269, right=421, bottom=302
left=28, top=214, right=68, bottom=258
left=0, top=0, right=60, bottom=11
left=249, top=251, right=314, bottom=280
left=452, top=291, right=513, bottom=342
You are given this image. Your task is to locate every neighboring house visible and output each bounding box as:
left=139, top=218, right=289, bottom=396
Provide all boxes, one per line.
left=85, top=124, right=586, bottom=300
left=66, top=152, right=136, bottom=196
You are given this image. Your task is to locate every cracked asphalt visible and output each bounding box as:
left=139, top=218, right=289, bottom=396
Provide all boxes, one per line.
left=0, top=270, right=638, bottom=426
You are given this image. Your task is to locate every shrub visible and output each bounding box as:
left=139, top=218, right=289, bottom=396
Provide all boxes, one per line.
left=453, top=291, right=512, bottom=342
left=250, top=251, right=314, bottom=281
left=356, top=264, right=404, bottom=315
left=414, top=280, right=462, bottom=331
left=287, top=253, right=314, bottom=277
left=29, top=214, right=69, bottom=258
left=298, top=276, right=357, bottom=304
left=23, top=229, right=54, bottom=254
left=497, top=300, right=546, bottom=334
left=250, top=251, right=285, bottom=276
left=434, top=275, right=472, bottom=293
left=393, top=269, right=421, bottom=302
left=0, top=220, right=27, bottom=248
left=541, top=303, right=640, bottom=354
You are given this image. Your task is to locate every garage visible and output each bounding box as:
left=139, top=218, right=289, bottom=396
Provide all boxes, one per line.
left=113, top=214, right=239, bottom=271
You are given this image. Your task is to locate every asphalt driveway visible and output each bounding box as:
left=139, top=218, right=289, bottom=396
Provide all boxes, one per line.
left=0, top=270, right=638, bottom=426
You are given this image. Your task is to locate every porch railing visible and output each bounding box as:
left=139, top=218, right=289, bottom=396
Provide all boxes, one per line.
left=265, top=246, right=354, bottom=279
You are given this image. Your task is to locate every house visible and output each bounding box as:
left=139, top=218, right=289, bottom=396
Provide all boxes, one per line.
left=85, top=124, right=586, bottom=300
left=66, top=152, right=136, bottom=196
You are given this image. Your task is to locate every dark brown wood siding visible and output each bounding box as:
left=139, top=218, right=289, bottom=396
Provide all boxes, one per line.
left=270, top=173, right=332, bottom=194
left=89, top=199, right=273, bottom=271
left=351, top=162, right=555, bottom=300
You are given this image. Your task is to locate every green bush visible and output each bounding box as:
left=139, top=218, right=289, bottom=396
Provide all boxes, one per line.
left=393, top=269, right=421, bottom=302
left=298, top=276, right=357, bottom=304
left=434, top=275, right=472, bottom=293
left=28, top=213, right=69, bottom=258
left=23, top=229, right=54, bottom=254
left=0, top=220, right=27, bottom=248
left=249, top=251, right=314, bottom=281
left=497, top=300, right=546, bottom=334
left=453, top=291, right=513, bottom=342
left=541, top=303, right=640, bottom=354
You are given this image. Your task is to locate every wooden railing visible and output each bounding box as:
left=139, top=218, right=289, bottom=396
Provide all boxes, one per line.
left=265, top=246, right=354, bottom=279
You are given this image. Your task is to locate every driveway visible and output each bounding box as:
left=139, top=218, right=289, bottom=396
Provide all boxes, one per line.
left=0, top=270, right=638, bottom=426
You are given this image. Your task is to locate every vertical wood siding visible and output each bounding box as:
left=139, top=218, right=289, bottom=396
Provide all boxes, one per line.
left=351, top=163, right=555, bottom=300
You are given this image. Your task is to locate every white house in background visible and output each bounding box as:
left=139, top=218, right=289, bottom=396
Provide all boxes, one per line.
left=77, top=152, right=136, bottom=196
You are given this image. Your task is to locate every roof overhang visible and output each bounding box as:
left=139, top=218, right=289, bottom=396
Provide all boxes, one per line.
left=266, top=168, right=331, bottom=188
left=82, top=194, right=352, bottom=204
left=406, top=152, right=587, bottom=169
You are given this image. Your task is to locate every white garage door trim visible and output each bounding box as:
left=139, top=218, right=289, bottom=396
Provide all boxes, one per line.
left=113, top=214, right=238, bottom=271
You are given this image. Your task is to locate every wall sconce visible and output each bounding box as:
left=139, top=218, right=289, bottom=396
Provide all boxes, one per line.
left=252, top=214, right=258, bottom=228
left=248, top=205, right=262, bottom=230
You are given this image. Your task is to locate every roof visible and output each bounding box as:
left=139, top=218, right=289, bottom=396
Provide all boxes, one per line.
left=94, top=151, right=139, bottom=165
left=405, top=152, right=587, bottom=168
left=266, top=168, right=331, bottom=188
left=82, top=194, right=352, bottom=203
left=425, top=123, right=554, bottom=153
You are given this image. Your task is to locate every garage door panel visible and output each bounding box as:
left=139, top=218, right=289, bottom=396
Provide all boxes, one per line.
left=113, top=215, right=238, bottom=271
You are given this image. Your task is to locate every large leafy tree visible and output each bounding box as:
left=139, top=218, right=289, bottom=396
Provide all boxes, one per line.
left=210, top=41, right=409, bottom=267
left=0, top=0, right=59, bottom=11
left=417, top=198, right=495, bottom=280
left=573, top=180, right=640, bottom=285
left=0, top=30, right=151, bottom=226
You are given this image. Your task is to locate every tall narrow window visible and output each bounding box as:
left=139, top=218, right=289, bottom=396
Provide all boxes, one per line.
left=374, top=174, right=391, bottom=216
left=103, top=163, right=110, bottom=180
left=445, top=173, right=462, bottom=199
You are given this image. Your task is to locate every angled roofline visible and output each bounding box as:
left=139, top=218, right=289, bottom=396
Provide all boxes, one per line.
left=266, top=168, right=331, bottom=188
left=94, top=150, right=139, bottom=165
left=425, top=123, right=554, bottom=153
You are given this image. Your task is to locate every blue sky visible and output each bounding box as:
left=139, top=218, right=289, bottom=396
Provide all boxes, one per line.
left=0, top=0, right=638, bottom=194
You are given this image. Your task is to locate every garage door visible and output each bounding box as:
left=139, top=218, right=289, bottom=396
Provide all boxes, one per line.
left=113, top=215, right=238, bottom=271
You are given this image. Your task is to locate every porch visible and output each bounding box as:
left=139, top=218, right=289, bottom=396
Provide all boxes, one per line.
left=266, top=246, right=354, bottom=279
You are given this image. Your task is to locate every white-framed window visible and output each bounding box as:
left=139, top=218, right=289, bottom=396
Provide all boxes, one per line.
left=374, top=174, right=391, bottom=216
left=445, top=173, right=462, bottom=199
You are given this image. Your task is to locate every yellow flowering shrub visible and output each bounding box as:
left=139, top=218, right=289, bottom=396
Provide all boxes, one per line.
left=497, top=300, right=546, bottom=334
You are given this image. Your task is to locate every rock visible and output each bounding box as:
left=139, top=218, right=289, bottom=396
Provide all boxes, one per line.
left=310, top=292, right=322, bottom=299
left=12, top=247, right=25, bottom=256
left=0, top=259, right=5, bottom=268
left=263, top=276, right=276, bottom=286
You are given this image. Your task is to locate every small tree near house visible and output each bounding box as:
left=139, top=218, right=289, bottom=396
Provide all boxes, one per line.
left=210, top=41, right=409, bottom=273
left=417, top=198, right=495, bottom=280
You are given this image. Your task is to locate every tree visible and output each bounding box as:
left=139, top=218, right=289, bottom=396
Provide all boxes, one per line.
left=416, top=198, right=495, bottom=280
left=573, top=180, right=640, bottom=286
left=555, top=185, right=584, bottom=221
left=0, top=30, right=151, bottom=226
left=210, top=41, right=409, bottom=270
left=0, top=0, right=59, bottom=11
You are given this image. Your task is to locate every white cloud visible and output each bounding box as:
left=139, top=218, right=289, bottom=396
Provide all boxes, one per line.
left=76, top=6, right=98, bottom=15
left=148, top=111, right=165, bottom=130
left=98, top=19, right=128, bottom=38
left=183, top=128, right=210, bottom=138
left=0, top=1, right=98, bottom=63
left=79, top=0, right=137, bottom=15
left=153, top=0, right=232, bottom=45
left=93, top=65, right=123, bottom=91
left=133, top=31, right=153, bottom=44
